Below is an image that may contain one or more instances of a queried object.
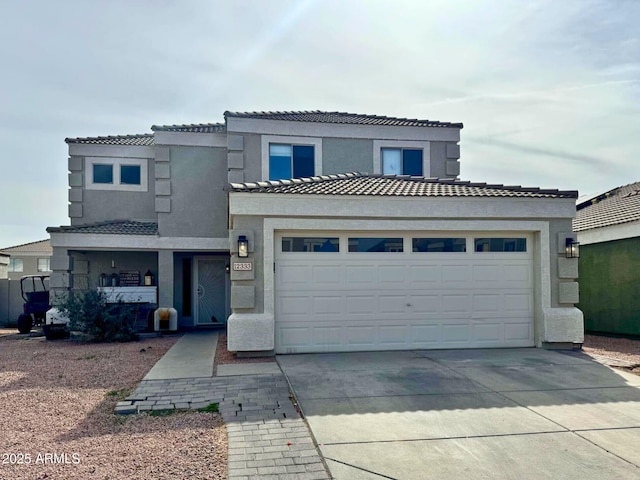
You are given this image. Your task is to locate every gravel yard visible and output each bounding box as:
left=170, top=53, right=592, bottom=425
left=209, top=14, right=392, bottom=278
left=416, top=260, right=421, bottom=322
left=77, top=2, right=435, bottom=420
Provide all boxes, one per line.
left=0, top=330, right=226, bottom=480
left=582, top=333, right=640, bottom=373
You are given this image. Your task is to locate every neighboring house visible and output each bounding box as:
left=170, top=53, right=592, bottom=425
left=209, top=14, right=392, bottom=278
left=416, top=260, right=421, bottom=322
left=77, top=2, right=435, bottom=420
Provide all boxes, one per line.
left=574, top=181, right=640, bottom=336
left=47, top=110, right=582, bottom=353
left=0, top=240, right=52, bottom=326
left=0, top=239, right=53, bottom=280
left=0, top=253, right=8, bottom=279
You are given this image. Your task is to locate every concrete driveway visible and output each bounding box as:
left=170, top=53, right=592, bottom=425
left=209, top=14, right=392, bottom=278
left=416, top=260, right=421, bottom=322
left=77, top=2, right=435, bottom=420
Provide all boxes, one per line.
left=278, top=348, right=640, bottom=480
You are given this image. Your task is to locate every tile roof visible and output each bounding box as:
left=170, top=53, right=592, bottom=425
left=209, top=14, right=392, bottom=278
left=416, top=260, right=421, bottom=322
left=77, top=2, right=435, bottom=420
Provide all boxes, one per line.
left=0, top=239, right=52, bottom=254
left=224, top=110, right=463, bottom=128
left=151, top=123, right=226, bottom=133
left=47, top=220, right=158, bottom=236
left=573, top=181, right=640, bottom=232
left=229, top=173, right=577, bottom=199
left=65, top=134, right=154, bottom=146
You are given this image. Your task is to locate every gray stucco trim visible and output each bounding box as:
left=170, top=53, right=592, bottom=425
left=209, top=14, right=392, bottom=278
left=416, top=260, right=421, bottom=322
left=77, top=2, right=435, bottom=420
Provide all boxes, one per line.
left=68, top=143, right=155, bottom=158
left=229, top=193, right=578, bottom=220
left=154, top=131, right=227, bottom=147
left=50, top=233, right=230, bottom=251
left=227, top=117, right=461, bottom=142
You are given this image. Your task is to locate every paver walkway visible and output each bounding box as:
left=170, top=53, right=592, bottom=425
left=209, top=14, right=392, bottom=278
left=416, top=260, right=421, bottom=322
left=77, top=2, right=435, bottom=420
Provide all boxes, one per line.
left=115, top=332, right=330, bottom=480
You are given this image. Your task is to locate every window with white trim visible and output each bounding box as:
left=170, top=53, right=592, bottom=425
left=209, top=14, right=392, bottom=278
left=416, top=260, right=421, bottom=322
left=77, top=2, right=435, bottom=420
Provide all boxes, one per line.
left=8, top=258, right=23, bottom=272
left=37, top=258, right=51, bottom=272
left=85, top=157, right=148, bottom=191
left=382, top=148, right=423, bottom=175
left=269, top=144, right=315, bottom=180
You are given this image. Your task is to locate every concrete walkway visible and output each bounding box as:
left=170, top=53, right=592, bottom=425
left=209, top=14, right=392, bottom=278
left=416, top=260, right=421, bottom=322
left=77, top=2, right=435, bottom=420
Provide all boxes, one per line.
left=116, top=332, right=330, bottom=480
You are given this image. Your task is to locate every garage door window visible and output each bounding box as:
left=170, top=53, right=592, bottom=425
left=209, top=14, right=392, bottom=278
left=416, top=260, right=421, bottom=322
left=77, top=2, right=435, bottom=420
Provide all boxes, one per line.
left=282, top=237, right=339, bottom=252
left=348, top=238, right=403, bottom=252
left=413, top=238, right=466, bottom=252
left=474, top=238, right=527, bottom=252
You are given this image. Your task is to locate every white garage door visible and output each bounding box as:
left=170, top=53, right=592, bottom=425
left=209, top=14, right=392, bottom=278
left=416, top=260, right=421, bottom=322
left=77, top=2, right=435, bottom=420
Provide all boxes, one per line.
left=275, top=232, right=534, bottom=354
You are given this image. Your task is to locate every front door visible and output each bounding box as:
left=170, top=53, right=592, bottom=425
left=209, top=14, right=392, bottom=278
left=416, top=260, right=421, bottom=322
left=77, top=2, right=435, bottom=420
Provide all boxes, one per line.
left=194, top=257, right=227, bottom=325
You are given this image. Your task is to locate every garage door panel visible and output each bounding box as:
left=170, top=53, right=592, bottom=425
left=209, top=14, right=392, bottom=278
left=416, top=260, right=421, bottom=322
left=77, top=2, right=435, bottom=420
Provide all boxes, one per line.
left=442, top=324, right=471, bottom=343
left=410, top=265, right=441, bottom=283
left=312, top=296, right=344, bottom=315
left=472, top=294, right=501, bottom=312
left=409, top=295, right=441, bottom=313
left=442, top=294, right=471, bottom=313
left=474, top=322, right=502, bottom=342
left=279, top=264, right=309, bottom=286
left=346, top=266, right=377, bottom=283
left=379, top=295, right=408, bottom=314
left=346, top=295, right=378, bottom=314
left=442, top=265, right=469, bottom=283
left=504, top=293, right=533, bottom=312
left=312, top=265, right=344, bottom=284
left=410, top=325, right=441, bottom=345
left=312, top=326, right=343, bottom=346
left=378, top=265, right=407, bottom=283
left=505, top=322, right=532, bottom=342
left=347, top=326, right=376, bottom=346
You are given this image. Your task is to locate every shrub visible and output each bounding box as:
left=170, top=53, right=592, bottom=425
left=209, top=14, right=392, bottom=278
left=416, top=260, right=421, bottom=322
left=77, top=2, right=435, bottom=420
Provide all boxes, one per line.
left=55, top=289, right=139, bottom=343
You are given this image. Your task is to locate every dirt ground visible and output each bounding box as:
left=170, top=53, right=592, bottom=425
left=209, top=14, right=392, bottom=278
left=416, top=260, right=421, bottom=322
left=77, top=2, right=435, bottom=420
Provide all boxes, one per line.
left=582, top=333, right=640, bottom=374
left=0, top=329, right=227, bottom=480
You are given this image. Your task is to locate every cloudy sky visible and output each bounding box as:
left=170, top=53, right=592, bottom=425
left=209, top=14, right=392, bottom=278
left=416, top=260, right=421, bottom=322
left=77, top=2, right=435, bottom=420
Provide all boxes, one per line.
left=1, top=0, right=638, bottom=248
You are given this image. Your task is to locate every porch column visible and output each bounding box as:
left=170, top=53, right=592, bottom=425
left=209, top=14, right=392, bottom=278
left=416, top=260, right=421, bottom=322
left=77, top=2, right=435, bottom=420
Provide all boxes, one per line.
left=158, top=250, right=174, bottom=307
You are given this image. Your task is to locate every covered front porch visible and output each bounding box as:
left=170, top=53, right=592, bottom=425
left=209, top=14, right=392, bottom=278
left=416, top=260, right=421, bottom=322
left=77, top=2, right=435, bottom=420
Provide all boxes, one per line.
left=47, top=221, right=230, bottom=331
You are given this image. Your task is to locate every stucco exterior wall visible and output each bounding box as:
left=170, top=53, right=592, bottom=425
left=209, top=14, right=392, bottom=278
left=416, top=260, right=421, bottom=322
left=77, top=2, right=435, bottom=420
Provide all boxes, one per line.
left=158, top=146, right=228, bottom=238
left=578, top=237, right=640, bottom=335
left=68, top=149, right=157, bottom=225
left=322, top=138, right=374, bottom=174
left=75, top=251, right=158, bottom=289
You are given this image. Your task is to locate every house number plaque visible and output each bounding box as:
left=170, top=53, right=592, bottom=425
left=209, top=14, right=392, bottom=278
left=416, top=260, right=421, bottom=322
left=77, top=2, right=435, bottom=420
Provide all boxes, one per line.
left=233, top=262, right=253, bottom=271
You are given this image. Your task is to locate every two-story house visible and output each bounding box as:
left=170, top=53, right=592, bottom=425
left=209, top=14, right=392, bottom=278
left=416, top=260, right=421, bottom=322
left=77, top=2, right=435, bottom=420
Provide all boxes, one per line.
left=47, top=110, right=582, bottom=354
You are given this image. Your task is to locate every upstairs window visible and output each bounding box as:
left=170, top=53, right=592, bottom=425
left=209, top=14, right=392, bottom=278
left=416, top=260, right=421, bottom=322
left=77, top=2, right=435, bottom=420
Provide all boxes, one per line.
left=85, top=157, right=148, bottom=191
left=37, top=258, right=51, bottom=272
left=120, top=165, right=141, bottom=185
left=382, top=148, right=423, bottom=176
left=93, top=164, right=113, bottom=184
left=269, top=144, right=315, bottom=180
left=8, top=258, right=23, bottom=272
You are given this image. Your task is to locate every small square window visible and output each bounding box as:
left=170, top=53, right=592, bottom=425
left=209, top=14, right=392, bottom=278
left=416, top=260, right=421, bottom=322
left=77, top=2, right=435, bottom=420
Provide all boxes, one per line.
left=93, top=164, right=113, bottom=184
left=8, top=258, right=23, bottom=272
left=120, top=165, right=141, bottom=185
left=37, top=258, right=51, bottom=272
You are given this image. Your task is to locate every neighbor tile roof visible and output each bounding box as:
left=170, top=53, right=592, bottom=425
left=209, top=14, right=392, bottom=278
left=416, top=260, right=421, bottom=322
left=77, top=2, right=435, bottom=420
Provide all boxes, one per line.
left=65, top=134, right=154, bottom=146
left=47, top=220, right=158, bottom=236
left=224, top=110, right=463, bottom=128
left=573, top=181, right=640, bottom=232
left=151, top=123, right=226, bottom=133
left=229, top=173, right=577, bottom=199
left=0, top=239, right=52, bottom=254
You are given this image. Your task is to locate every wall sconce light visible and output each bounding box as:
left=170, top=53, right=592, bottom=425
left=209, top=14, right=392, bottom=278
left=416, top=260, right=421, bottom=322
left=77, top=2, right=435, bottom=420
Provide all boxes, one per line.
left=565, top=238, right=580, bottom=258
left=144, top=270, right=154, bottom=286
left=111, top=259, right=116, bottom=269
left=238, top=235, right=249, bottom=258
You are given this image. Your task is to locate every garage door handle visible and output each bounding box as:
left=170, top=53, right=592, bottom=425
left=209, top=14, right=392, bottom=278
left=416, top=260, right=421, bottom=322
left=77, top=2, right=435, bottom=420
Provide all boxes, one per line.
left=406, top=303, right=412, bottom=307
